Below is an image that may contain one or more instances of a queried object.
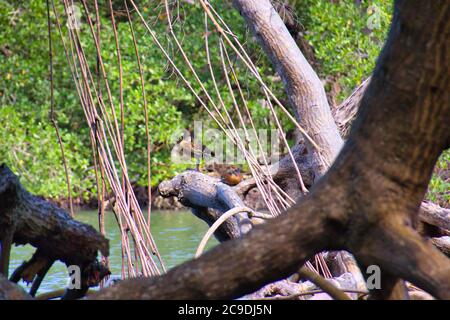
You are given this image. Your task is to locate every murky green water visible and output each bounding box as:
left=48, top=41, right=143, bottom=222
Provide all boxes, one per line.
left=9, top=210, right=218, bottom=295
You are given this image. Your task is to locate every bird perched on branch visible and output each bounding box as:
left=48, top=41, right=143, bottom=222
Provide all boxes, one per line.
left=220, top=166, right=243, bottom=186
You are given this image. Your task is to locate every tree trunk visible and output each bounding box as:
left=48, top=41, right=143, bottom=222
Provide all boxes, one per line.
left=233, top=0, right=343, bottom=179
left=91, top=0, right=450, bottom=300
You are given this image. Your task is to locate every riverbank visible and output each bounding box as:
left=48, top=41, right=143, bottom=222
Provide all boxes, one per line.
left=45, top=185, right=184, bottom=211
left=45, top=176, right=449, bottom=212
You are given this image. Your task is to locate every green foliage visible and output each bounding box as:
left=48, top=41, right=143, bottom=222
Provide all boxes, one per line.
left=427, top=150, right=450, bottom=207
left=0, top=0, right=447, bottom=206
left=0, top=0, right=274, bottom=200
left=292, top=0, right=392, bottom=101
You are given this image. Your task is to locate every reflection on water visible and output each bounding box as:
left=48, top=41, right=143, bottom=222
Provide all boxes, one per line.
left=9, top=210, right=218, bottom=294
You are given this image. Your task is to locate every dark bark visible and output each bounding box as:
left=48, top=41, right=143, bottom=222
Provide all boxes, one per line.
left=92, top=0, right=450, bottom=300
left=0, top=164, right=110, bottom=298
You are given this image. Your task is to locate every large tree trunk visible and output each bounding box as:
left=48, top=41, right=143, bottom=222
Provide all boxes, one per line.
left=233, top=0, right=343, bottom=179
left=92, top=0, right=450, bottom=300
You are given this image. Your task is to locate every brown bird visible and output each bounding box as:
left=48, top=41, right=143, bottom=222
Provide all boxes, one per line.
left=221, top=166, right=243, bottom=186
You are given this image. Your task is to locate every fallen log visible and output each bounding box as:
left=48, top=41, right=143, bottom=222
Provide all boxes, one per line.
left=240, top=272, right=363, bottom=300
left=0, top=164, right=110, bottom=298
left=158, top=169, right=364, bottom=299
left=158, top=170, right=253, bottom=238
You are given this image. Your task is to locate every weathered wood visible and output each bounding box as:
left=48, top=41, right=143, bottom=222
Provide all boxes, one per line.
left=158, top=171, right=252, bottom=237
left=432, top=237, right=450, bottom=257
left=0, top=164, right=109, bottom=264
left=297, top=267, right=352, bottom=300
left=332, top=77, right=371, bottom=138
left=336, top=251, right=367, bottom=293
left=409, top=290, right=435, bottom=300
left=0, top=164, right=109, bottom=298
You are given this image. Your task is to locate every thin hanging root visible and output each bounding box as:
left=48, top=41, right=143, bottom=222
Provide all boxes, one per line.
left=218, top=39, right=295, bottom=209
left=46, top=0, right=74, bottom=217
left=133, top=1, right=295, bottom=207
left=108, top=0, right=126, bottom=194
left=124, top=0, right=153, bottom=229
left=158, top=0, right=306, bottom=212
left=52, top=0, right=165, bottom=277
left=51, top=0, right=332, bottom=280
left=199, top=0, right=322, bottom=151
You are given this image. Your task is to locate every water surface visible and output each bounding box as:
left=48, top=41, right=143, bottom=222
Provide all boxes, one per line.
left=9, top=210, right=218, bottom=295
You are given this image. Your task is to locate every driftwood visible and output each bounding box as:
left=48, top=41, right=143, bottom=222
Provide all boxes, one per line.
left=158, top=171, right=253, bottom=240
left=0, top=164, right=110, bottom=299
left=242, top=272, right=360, bottom=300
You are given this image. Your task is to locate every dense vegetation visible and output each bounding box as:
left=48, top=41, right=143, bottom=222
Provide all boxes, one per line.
left=0, top=0, right=447, bottom=206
